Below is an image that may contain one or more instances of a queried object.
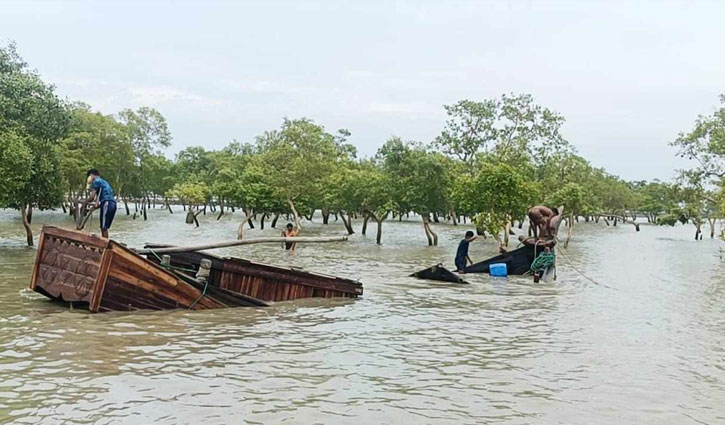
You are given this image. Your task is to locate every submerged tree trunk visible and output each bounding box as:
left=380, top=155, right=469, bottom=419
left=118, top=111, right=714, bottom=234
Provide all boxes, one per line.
left=709, top=218, right=716, bottom=239
left=165, top=198, right=173, bottom=214
left=260, top=213, right=266, bottom=230
left=422, top=214, right=438, bottom=246
left=362, top=215, right=369, bottom=235
left=694, top=220, right=702, bottom=240
left=217, top=198, right=225, bottom=220
left=21, top=205, right=33, bottom=246
left=503, top=221, right=511, bottom=247
left=237, top=214, right=249, bottom=240
left=271, top=212, right=280, bottom=228
left=340, top=211, right=354, bottom=235
left=375, top=216, right=383, bottom=245
left=322, top=208, right=330, bottom=224
left=124, top=198, right=130, bottom=215
left=564, top=214, right=574, bottom=248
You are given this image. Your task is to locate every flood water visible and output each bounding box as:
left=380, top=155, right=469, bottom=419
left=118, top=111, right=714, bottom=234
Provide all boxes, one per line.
left=0, top=207, right=723, bottom=424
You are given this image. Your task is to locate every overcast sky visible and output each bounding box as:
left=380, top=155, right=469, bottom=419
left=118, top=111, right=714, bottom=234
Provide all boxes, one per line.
left=2, top=0, right=723, bottom=181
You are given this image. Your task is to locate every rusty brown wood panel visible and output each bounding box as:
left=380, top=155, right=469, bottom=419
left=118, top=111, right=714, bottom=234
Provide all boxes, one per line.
left=41, top=226, right=109, bottom=249
left=100, top=277, right=176, bottom=311
left=89, top=249, right=114, bottom=312
left=221, top=266, right=360, bottom=295
left=33, top=234, right=104, bottom=303
left=109, top=246, right=223, bottom=310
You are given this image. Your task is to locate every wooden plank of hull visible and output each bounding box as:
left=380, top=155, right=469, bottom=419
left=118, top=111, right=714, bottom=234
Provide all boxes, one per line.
left=145, top=250, right=363, bottom=301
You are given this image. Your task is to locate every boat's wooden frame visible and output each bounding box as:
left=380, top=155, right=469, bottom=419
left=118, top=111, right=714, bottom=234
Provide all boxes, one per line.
left=143, top=247, right=363, bottom=302
left=30, top=226, right=267, bottom=312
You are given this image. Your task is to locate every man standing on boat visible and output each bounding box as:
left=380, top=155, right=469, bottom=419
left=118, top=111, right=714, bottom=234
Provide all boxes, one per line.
left=86, top=169, right=117, bottom=239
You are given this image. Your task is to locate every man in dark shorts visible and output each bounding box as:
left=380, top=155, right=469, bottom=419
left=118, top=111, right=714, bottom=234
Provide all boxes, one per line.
left=86, top=169, right=117, bottom=238
left=455, top=230, right=477, bottom=273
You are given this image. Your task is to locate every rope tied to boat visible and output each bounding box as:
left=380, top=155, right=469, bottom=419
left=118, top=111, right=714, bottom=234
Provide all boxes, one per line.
left=531, top=251, right=555, bottom=273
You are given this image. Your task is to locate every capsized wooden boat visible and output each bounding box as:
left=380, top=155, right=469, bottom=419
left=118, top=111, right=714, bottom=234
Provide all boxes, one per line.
left=30, top=226, right=267, bottom=312
left=143, top=246, right=363, bottom=302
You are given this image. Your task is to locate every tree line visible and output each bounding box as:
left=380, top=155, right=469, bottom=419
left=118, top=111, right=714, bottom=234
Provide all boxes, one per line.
left=1, top=43, right=719, bottom=247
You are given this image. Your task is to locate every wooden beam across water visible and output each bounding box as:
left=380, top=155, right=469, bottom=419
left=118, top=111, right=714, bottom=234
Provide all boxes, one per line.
left=136, top=235, right=349, bottom=255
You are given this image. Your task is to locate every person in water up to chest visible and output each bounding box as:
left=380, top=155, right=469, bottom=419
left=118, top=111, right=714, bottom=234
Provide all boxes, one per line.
left=282, top=223, right=298, bottom=252
left=455, top=230, right=477, bottom=273
left=86, top=169, right=117, bottom=239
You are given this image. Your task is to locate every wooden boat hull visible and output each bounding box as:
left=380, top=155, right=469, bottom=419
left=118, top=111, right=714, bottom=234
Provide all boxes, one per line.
left=30, top=226, right=267, bottom=312
left=143, top=248, right=363, bottom=302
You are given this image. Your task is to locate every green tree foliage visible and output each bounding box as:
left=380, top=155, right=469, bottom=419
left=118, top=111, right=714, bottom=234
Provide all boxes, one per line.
left=0, top=42, right=70, bottom=245
left=671, top=95, right=725, bottom=181
left=468, top=163, right=535, bottom=249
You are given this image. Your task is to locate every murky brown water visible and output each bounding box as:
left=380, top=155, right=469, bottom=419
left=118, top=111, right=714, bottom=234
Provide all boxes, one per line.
left=0, top=208, right=724, bottom=424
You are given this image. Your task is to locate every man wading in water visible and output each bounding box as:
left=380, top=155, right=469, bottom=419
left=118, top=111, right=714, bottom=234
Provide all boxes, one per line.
left=86, top=169, right=117, bottom=238
left=455, top=230, right=477, bottom=273
left=282, top=223, right=298, bottom=252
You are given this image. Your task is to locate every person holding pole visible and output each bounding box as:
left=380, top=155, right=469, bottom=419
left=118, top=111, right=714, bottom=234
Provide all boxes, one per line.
left=86, top=169, right=117, bottom=238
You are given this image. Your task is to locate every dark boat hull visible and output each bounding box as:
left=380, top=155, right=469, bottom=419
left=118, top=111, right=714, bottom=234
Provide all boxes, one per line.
left=410, top=264, right=468, bottom=284
left=465, top=245, right=542, bottom=275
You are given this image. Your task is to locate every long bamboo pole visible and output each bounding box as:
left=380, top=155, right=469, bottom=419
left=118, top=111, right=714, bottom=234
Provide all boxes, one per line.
left=136, top=235, right=349, bottom=255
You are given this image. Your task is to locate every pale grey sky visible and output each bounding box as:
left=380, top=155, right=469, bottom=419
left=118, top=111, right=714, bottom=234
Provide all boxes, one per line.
left=2, top=0, right=723, bottom=181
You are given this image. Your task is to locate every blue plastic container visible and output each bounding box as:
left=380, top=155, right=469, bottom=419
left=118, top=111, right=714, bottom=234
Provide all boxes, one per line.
left=489, top=263, right=508, bottom=277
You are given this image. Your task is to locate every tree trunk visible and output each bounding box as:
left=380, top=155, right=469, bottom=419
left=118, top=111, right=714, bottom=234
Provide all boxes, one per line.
left=260, top=213, right=266, bottom=230
left=694, top=221, right=701, bottom=240
left=25, top=205, right=33, bottom=224
left=288, top=200, right=302, bottom=231
left=564, top=213, right=574, bottom=248
left=166, top=199, right=173, bottom=214
left=362, top=215, right=369, bottom=235
left=375, top=216, right=383, bottom=245
left=422, top=215, right=438, bottom=246
left=503, top=220, right=510, bottom=247
left=21, top=205, right=33, bottom=246
left=185, top=209, right=195, bottom=224
left=237, top=215, right=249, bottom=240
left=709, top=218, right=716, bottom=239
left=432, top=212, right=440, bottom=223
left=124, top=198, right=130, bottom=215
left=142, top=197, right=148, bottom=221
left=271, top=212, right=280, bottom=228
left=322, top=208, right=330, bottom=224
left=340, top=211, right=354, bottom=235
left=217, top=199, right=225, bottom=220
left=450, top=209, right=458, bottom=226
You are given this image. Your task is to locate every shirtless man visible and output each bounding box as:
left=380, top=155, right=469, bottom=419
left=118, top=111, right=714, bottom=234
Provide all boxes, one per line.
left=527, top=205, right=554, bottom=239
left=519, top=205, right=564, bottom=248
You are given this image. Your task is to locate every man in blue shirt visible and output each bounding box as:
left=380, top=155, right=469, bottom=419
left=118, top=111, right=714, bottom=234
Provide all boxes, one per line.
left=86, top=169, right=117, bottom=238
left=455, top=230, right=477, bottom=273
